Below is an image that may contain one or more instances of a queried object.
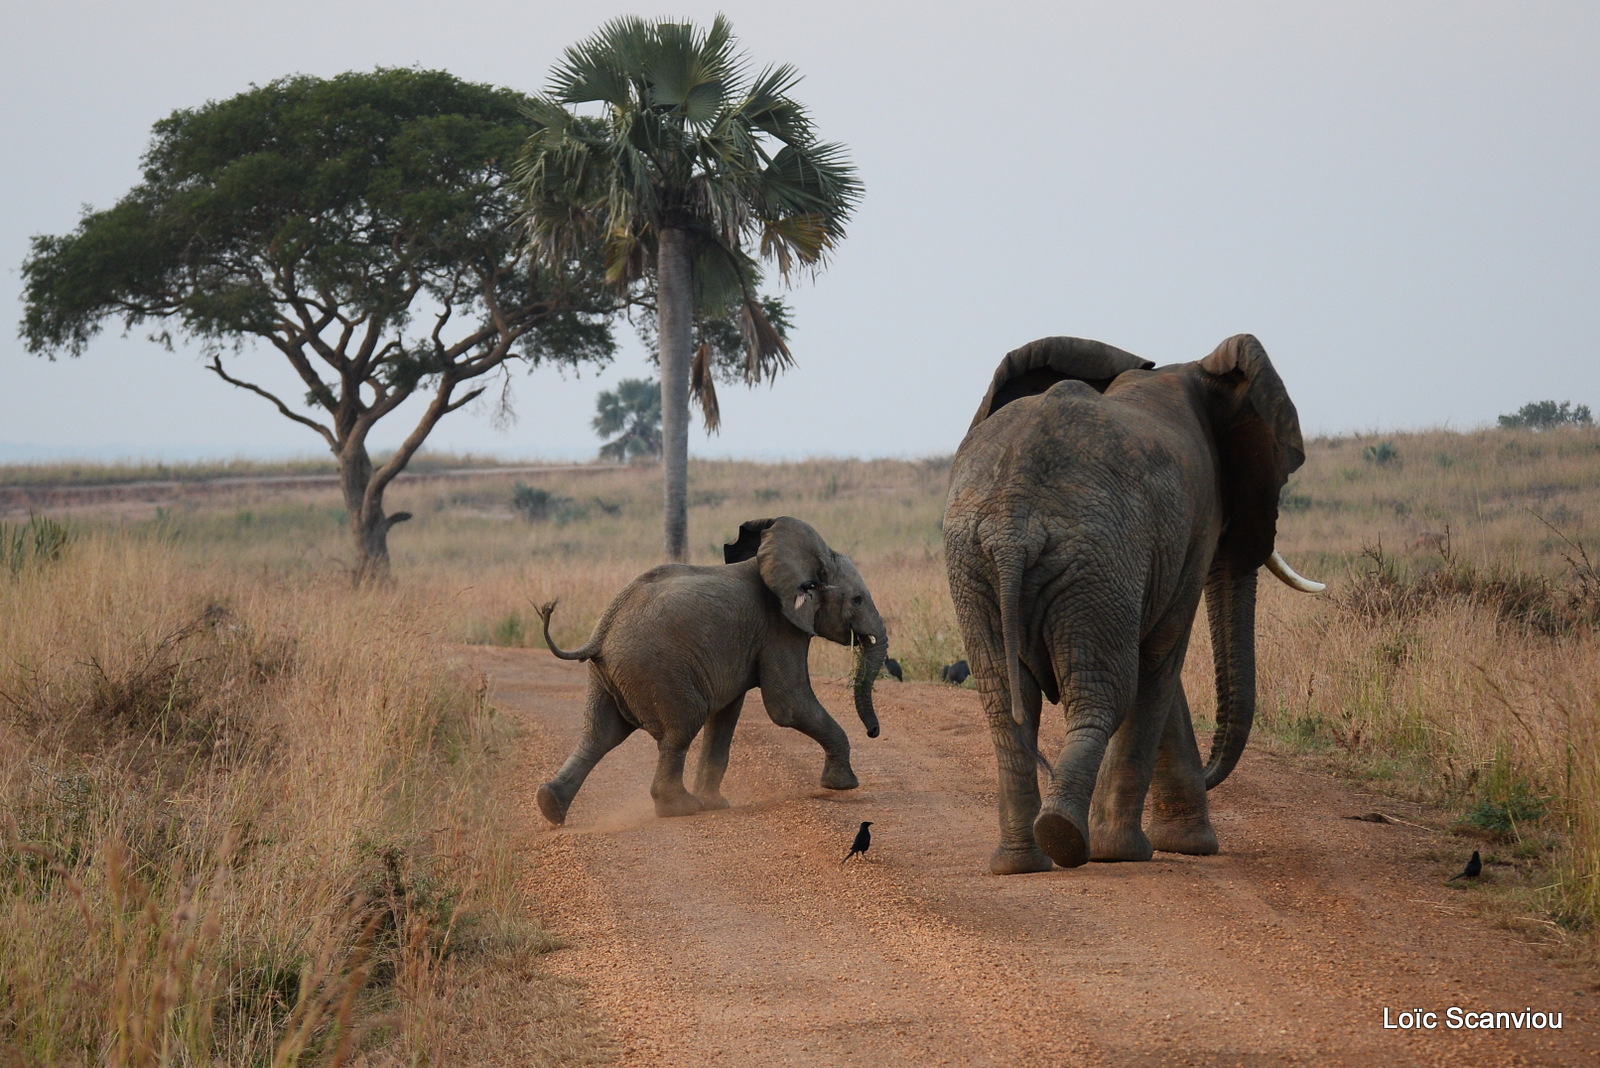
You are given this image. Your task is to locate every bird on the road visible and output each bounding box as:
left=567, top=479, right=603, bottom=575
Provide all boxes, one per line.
left=941, top=659, right=970, bottom=685
left=1447, top=850, right=1482, bottom=882
left=843, top=821, right=873, bottom=863
left=884, top=657, right=903, bottom=682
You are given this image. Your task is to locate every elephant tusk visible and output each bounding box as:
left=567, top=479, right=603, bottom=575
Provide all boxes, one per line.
left=1266, top=550, right=1326, bottom=593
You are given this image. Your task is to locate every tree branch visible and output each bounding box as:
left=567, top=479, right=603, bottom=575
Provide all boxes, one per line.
left=444, top=386, right=487, bottom=414
left=207, top=356, right=337, bottom=450
left=364, top=375, right=460, bottom=511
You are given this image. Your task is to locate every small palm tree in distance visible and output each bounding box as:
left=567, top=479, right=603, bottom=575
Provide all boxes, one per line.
left=593, top=378, right=663, bottom=462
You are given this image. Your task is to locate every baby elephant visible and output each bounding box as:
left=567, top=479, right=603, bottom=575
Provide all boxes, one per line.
left=534, top=516, right=889, bottom=825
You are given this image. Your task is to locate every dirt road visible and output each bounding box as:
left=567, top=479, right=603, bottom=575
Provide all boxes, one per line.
left=474, top=647, right=1593, bottom=1066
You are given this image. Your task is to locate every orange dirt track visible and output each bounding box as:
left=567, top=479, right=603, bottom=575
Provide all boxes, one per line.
left=473, top=648, right=1594, bottom=1066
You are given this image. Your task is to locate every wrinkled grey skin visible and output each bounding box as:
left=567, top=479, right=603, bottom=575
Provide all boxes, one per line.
left=943, top=335, right=1306, bottom=874
left=535, top=516, right=888, bottom=825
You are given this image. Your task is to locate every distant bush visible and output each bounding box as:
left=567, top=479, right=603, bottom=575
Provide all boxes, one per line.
left=1498, top=400, right=1594, bottom=430
left=1362, top=441, right=1400, bottom=466
left=512, top=483, right=569, bottom=522
left=509, top=483, right=603, bottom=525
left=1279, top=485, right=1312, bottom=513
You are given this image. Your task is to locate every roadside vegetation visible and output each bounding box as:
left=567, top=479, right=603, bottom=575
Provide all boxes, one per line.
left=0, top=533, right=569, bottom=1064
left=4, top=424, right=1598, bottom=1061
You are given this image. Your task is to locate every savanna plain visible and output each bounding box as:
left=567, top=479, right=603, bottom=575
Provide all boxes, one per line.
left=3, top=425, right=1599, bottom=1065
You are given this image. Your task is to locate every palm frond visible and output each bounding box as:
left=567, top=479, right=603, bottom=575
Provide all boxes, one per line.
left=690, top=342, right=721, bottom=433
left=688, top=233, right=759, bottom=313
left=602, top=221, right=649, bottom=286
left=739, top=296, right=794, bottom=384
left=758, top=215, right=830, bottom=276
left=740, top=64, right=811, bottom=143
left=550, top=16, right=648, bottom=106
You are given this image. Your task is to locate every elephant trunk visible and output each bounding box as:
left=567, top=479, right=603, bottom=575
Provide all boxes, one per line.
left=850, top=620, right=886, bottom=739
left=1201, top=558, right=1258, bottom=790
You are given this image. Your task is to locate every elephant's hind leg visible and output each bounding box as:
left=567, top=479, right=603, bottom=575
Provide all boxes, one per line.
left=1145, top=688, right=1218, bottom=855
left=1087, top=654, right=1192, bottom=862
left=1035, top=619, right=1139, bottom=869
left=692, top=695, right=744, bottom=809
left=651, top=724, right=708, bottom=817
left=537, top=679, right=635, bottom=826
left=975, top=662, right=1054, bottom=875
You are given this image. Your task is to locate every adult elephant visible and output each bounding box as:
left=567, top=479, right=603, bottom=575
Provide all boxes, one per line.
left=534, top=516, right=887, bottom=825
left=943, top=334, right=1324, bottom=874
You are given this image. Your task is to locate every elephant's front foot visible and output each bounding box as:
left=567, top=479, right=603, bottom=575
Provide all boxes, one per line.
left=990, top=844, right=1055, bottom=875
left=819, top=758, right=859, bottom=791
left=652, top=790, right=707, bottom=818
left=1146, top=816, right=1219, bottom=856
left=1033, top=804, right=1091, bottom=869
left=536, top=783, right=570, bottom=827
left=699, top=792, right=732, bottom=811
left=1088, top=819, right=1154, bottom=863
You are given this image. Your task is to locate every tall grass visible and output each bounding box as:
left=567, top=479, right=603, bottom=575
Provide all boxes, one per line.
left=7, top=424, right=1599, bottom=978
left=0, top=533, right=521, bottom=1064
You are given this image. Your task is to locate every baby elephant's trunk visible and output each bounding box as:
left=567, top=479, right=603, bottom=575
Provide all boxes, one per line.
left=851, top=626, right=887, bottom=738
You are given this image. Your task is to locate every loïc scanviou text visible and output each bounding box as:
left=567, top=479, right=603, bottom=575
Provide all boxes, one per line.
left=1383, top=1007, right=1563, bottom=1030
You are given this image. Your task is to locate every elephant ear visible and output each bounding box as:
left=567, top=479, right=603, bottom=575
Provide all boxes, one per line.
left=1201, top=334, right=1306, bottom=567
left=754, top=516, right=832, bottom=636
left=970, top=336, right=1155, bottom=429
left=724, top=518, right=775, bottom=563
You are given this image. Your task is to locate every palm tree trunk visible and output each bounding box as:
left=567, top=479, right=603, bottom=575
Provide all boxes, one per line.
left=657, top=227, right=694, bottom=562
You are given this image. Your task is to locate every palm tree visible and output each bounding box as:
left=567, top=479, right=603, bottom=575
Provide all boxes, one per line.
left=594, top=377, right=662, bottom=461
left=518, top=15, right=861, bottom=561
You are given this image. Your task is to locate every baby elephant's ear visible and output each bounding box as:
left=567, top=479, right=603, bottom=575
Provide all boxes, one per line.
left=724, top=518, right=777, bottom=563
left=755, top=516, right=832, bottom=635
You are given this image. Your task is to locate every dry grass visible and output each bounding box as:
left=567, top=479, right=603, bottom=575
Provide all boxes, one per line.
left=5, top=422, right=1599, bottom=1057
left=0, top=533, right=545, bottom=1065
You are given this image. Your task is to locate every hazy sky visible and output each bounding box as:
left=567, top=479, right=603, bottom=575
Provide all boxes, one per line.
left=4, top=1, right=1597, bottom=462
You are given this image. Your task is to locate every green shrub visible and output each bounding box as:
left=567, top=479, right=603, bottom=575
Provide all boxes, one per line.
left=2, top=513, right=72, bottom=575
left=511, top=483, right=573, bottom=522
left=1459, top=790, right=1548, bottom=837
left=1279, top=485, right=1312, bottom=513
left=1362, top=441, right=1400, bottom=466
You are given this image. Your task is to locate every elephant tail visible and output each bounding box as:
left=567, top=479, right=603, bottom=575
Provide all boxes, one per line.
left=535, top=600, right=600, bottom=661
left=993, top=547, right=1053, bottom=780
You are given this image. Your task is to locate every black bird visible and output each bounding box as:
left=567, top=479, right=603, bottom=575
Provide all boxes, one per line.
left=843, top=821, right=873, bottom=863
left=941, top=659, right=970, bottom=685
left=1447, top=850, right=1483, bottom=882
left=884, top=657, right=903, bottom=682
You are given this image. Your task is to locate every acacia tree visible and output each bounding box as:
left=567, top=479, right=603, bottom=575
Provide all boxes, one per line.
left=518, top=16, right=861, bottom=561
left=21, top=68, right=618, bottom=581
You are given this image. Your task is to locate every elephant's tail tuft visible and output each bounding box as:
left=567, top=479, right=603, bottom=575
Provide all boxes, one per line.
left=534, top=599, right=600, bottom=661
